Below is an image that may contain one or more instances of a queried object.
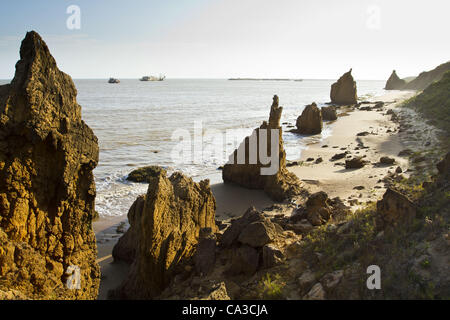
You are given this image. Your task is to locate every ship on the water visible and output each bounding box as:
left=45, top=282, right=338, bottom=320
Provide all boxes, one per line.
left=140, top=74, right=166, bottom=81
left=108, top=77, right=120, bottom=83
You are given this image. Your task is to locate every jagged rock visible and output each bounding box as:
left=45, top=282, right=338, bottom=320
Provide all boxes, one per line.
left=0, top=31, right=99, bottom=299
left=321, top=270, right=344, bottom=292
left=304, top=282, right=326, bottom=300
left=330, top=152, right=347, bottom=161
left=295, top=103, right=323, bottom=134
left=228, top=245, right=259, bottom=276
left=297, top=270, right=316, bottom=293
left=202, top=282, right=230, bottom=300
left=194, top=228, right=216, bottom=275
left=345, top=157, right=367, bottom=169
left=262, top=244, right=284, bottom=268
left=379, top=156, right=396, bottom=165
left=321, top=106, right=338, bottom=121
left=112, top=195, right=145, bottom=263
left=330, top=69, right=358, bottom=105
left=222, top=95, right=303, bottom=201
left=126, top=165, right=166, bottom=183
left=385, top=70, right=406, bottom=90
left=112, top=171, right=217, bottom=299
left=305, top=192, right=332, bottom=226
left=377, top=188, right=416, bottom=227
left=238, top=221, right=277, bottom=248
left=220, top=207, right=265, bottom=248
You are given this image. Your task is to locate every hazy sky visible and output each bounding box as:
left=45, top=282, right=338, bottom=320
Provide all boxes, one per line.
left=0, top=0, right=449, bottom=79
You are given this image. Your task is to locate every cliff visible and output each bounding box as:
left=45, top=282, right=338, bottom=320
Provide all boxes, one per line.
left=0, top=31, right=100, bottom=299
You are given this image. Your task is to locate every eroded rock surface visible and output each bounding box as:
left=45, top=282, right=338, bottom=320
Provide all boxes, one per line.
left=112, top=171, right=217, bottom=299
left=0, top=31, right=100, bottom=299
left=321, top=106, right=337, bottom=121
left=296, top=103, right=323, bottom=134
left=385, top=70, right=406, bottom=90
left=330, top=69, right=358, bottom=105
left=222, top=95, right=303, bottom=201
left=377, top=188, right=416, bottom=227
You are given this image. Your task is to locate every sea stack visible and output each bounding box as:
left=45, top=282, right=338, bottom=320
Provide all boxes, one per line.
left=112, top=171, right=217, bottom=299
left=384, top=70, right=406, bottom=90
left=330, top=69, right=358, bottom=105
left=0, top=31, right=100, bottom=299
left=222, top=95, right=303, bottom=201
left=296, top=103, right=323, bottom=134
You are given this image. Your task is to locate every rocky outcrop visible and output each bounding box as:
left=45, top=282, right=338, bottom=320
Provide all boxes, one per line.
left=0, top=31, right=99, bottom=299
left=384, top=70, right=406, bottom=90
left=321, top=106, right=337, bottom=121
left=377, top=188, right=416, bottom=227
left=222, top=95, right=303, bottom=201
left=305, top=192, right=332, bottom=226
left=126, top=165, right=166, bottom=183
left=295, top=103, right=323, bottom=134
left=221, top=207, right=285, bottom=275
left=330, top=69, right=358, bottom=105
left=345, top=156, right=367, bottom=169
left=112, top=171, right=217, bottom=299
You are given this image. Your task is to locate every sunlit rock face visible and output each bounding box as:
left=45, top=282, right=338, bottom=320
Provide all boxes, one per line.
left=0, top=31, right=100, bottom=299
left=330, top=69, right=358, bottom=105
left=112, top=171, right=218, bottom=299
left=222, top=95, right=303, bottom=201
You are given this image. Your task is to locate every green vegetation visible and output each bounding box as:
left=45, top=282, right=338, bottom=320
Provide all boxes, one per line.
left=257, top=273, right=286, bottom=300
left=402, top=71, right=450, bottom=140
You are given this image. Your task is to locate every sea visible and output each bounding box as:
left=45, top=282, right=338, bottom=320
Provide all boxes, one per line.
left=1, top=78, right=386, bottom=218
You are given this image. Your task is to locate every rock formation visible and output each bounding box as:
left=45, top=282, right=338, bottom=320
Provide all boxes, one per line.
left=112, top=171, right=217, bottom=299
left=330, top=69, right=358, bottom=105
left=384, top=70, right=406, bottom=90
left=321, top=106, right=337, bottom=121
left=0, top=31, right=100, bottom=299
left=126, top=165, right=166, bottom=183
left=221, top=207, right=284, bottom=275
left=295, top=103, right=323, bottom=134
left=222, top=95, right=303, bottom=201
left=376, top=188, right=416, bottom=227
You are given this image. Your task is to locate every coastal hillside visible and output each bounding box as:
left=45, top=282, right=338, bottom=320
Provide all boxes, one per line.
left=403, top=71, right=450, bottom=141
left=385, top=61, right=450, bottom=91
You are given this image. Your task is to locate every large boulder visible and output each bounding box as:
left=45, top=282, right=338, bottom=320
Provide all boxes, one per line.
left=0, top=31, right=100, bottom=299
left=222, top=95, right=303, bottom=201
left=305, top=192, right=332, bottom=226
left=377, top=188, right=416, bottom=227
left=296, top=103, right=323, bottom=134
left=112, top=171, right=217, bottom=299
left=321, top=106, right=337, bottom=121
left=384, top=70, right=406, bottom=90
left=330, top=69, right=358, bottom=105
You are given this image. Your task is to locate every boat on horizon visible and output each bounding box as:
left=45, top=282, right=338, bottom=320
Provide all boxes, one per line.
left=108, top=77, right=120, bottom=83
left=140, top=74, right=166, bottom=81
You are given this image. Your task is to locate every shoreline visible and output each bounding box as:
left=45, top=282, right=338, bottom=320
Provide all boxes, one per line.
left=94, top=90, right=417, bottom=299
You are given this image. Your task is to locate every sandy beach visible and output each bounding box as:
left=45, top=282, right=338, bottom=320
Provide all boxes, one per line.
left=94, top=90, right=416, bottom=299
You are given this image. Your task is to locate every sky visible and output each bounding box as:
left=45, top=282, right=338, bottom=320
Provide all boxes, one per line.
left=0, top=0, right=449, bottom=80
